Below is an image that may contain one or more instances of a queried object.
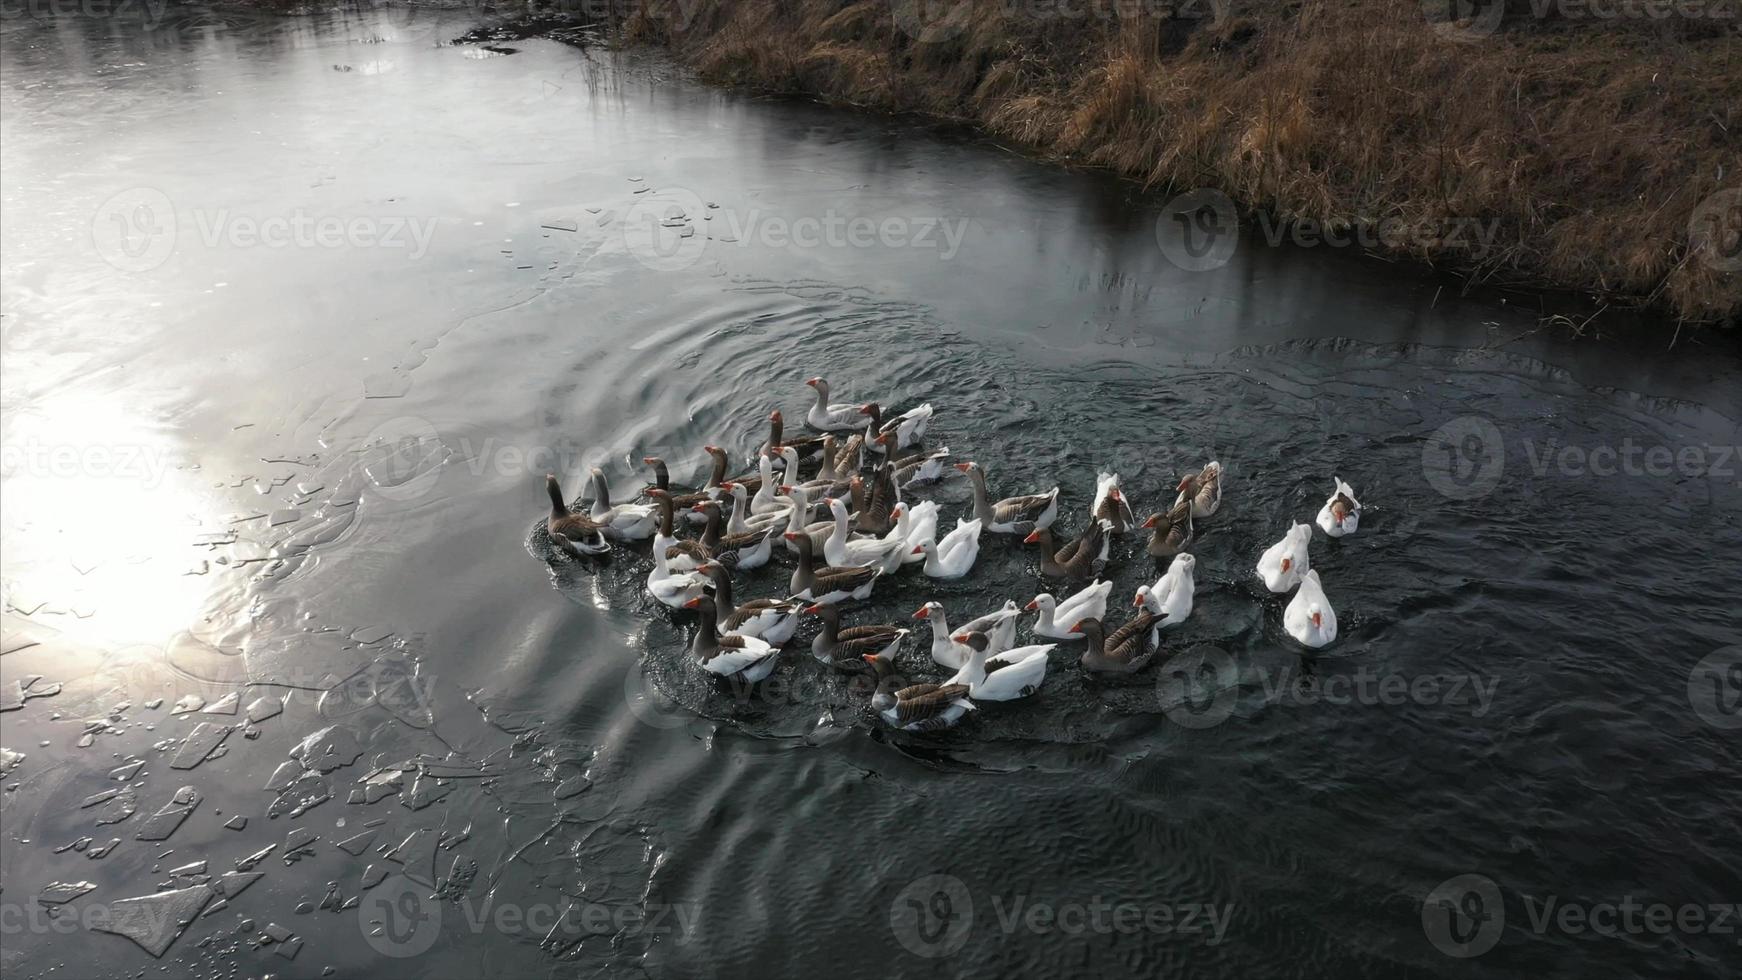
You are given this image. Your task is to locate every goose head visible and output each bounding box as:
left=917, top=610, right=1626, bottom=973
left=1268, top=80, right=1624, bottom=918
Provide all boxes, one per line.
left=805, top=377, right=829, bottom=399
left=951, top=631, right=990, bottom=652
left=1024, top=593, right=1055, bottom=614
left=1132, top=585, right=1150, bottom=608
left=912, top=601, right=942, bottom=620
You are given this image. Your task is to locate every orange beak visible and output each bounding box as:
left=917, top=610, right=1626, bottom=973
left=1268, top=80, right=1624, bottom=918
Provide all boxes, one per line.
left=1133, top=593, right=1145, bottom=608
left=690, top=503, right=706, bottom=512
left=1022, top=530, right=1040, bottom=544
left=783, top=532, right=800, bottom=541
left=704, top=444, right=719, bottom=453
left=1023, top=598, right=1038, bottom=611
left=721, top=481, right=737, bottom=490
left=1312, top=612, right=1323, bottom=628
left=642, top=456, right=657, bottom=465
left=861, top=653, right=878, bottom=664
left=1109, top=489, right=1122, bottom=501
left=858, top=404, right=873, bottom=415
left=1069, top=620, right=1087, bottom=634
left=777, top=484, right=793, bottom=493
left=805, top=377, right=820, bottom=387
left=769, top=409, right=781, bottom=420
left=913, top=606, right=930, bottom=620
left=953, top=462, right=972, bottom=473
left=682, top=597, right=702, bottom=609
left=1141, top=515, right=1158, bottom=529
left=802, top=603, right=823, bottom=614
left=910, top=544, right=925, bottom=555
left=952, top=634, right=968, bottom=644
left=1280, top=557, right=1291, bottom=572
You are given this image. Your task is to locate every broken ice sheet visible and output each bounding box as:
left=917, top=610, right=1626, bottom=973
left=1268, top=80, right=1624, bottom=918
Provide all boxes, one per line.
left=135, top=786, right=199, bottom=841
left=289, top=725, right=363, bottom=773
left=170, top=722, right=230, bottom=769
left=201, top=691, right=240, bottom=715
left=37, top=880, right=97, bottom=904
left=92, top=883, right=214, bottom=957
left=245, top=695, right=285, bottom=723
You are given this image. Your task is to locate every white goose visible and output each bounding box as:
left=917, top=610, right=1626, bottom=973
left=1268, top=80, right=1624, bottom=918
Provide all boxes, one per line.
left=823, top=497, right=909, bottom=573
left=946, top=632, right=1054, bottom=701
left=1026, top=580, right=1113, bottom=640
left=1256, top=522, right=1312, bottom=593
left=1316, top=477, right=1361, bottom=537
left=804, top=377, right=863, bottom=431
left=1284, top=569, right=1338, bottom=648
left=913, top=600, right=1019, bottom=670
left=912, top=517, right=982, bottom=579
left=586, top=468, right=659, bottom=541
left=646, top=534, right=705, bottom=608
left=890, top=500, right=940, bottom=565
left=1136, top=553, right=1196, bottom=643
left=776, top=483, right=834, bottom=554
left=747, top=452, right=785, bottom=516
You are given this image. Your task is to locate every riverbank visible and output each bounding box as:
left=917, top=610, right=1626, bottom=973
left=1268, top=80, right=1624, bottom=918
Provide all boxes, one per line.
left=606, top=0, right=1739, bottom=328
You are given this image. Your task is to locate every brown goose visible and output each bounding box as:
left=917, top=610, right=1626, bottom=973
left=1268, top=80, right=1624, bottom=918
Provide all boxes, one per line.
left=682, top=500, right=775, bottom=571
left=1142, top=500, right=1195, bottom=558
left=1024, top=519, right=1111, bottom=579
left=957, top=461, right=1059, bottom=536
left=863, top=652, right=974, bottom=732
left=854, top=460, right=899, bottom=536
left=638, top=455, right=695, bottom=497
left=1073, top=611, right=1162, bottom=675
left=806, top=603, right=907, bottom=670
left=704, top=445, right=763, bottom=496
left=886, top=439, right=951, bottom=486
left=1174, top=461, right=1223, bottom=519
left=549, top=529, right=610, bottom=558
left=759, top=409, right=826, bottom=465
left=648, top=491, right=711, bottom=576
left=858, top=401, right=934, bottom=453
left=684, top=595, right=781, bottom=682
left=829, top=430, right=866, bottom=476
left=698, top=563, right=800, bottom=645
left=785, top=530, right=880, bottom=604
left=1092, top=471, right=1136, bottom=534
left=545, top=474, right=605, bottom=542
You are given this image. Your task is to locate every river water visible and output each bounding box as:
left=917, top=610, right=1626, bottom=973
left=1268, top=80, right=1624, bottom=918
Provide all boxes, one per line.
left=1, top=6, right=1739, bottom=979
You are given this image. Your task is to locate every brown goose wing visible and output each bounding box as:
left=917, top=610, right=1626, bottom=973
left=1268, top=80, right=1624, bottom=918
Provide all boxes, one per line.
left=811, top=564, right=878, bottom=592
left=1058, top=522, right=1105, bottom=576
left=665, top=540, right=712, bottom=563
left=894, top=683, right=971, bottom=724
left=717, top=528, right=771, bottom=551
left=993, top=493, right=1053, bottom=526
left=1104, top=611, right=1158, bottom=661
left=833, top=629, right=904, bottom=658
left=722, top=599, right=793, bottom=633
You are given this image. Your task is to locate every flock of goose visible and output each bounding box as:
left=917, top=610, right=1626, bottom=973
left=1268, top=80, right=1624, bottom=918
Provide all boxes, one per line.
left=541, top=377, right=1365, bottom=732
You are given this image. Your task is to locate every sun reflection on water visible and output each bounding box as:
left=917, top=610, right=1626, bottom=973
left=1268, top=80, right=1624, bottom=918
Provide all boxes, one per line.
left=1, top=390, right=223, bottom=651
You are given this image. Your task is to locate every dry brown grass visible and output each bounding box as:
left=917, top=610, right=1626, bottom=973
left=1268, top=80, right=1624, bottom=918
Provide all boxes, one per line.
left=621, top=0, right=1739, bottom=324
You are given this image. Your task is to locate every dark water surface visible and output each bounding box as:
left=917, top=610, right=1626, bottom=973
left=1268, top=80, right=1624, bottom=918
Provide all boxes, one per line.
left=2, top=6, right=1739, bottom=979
